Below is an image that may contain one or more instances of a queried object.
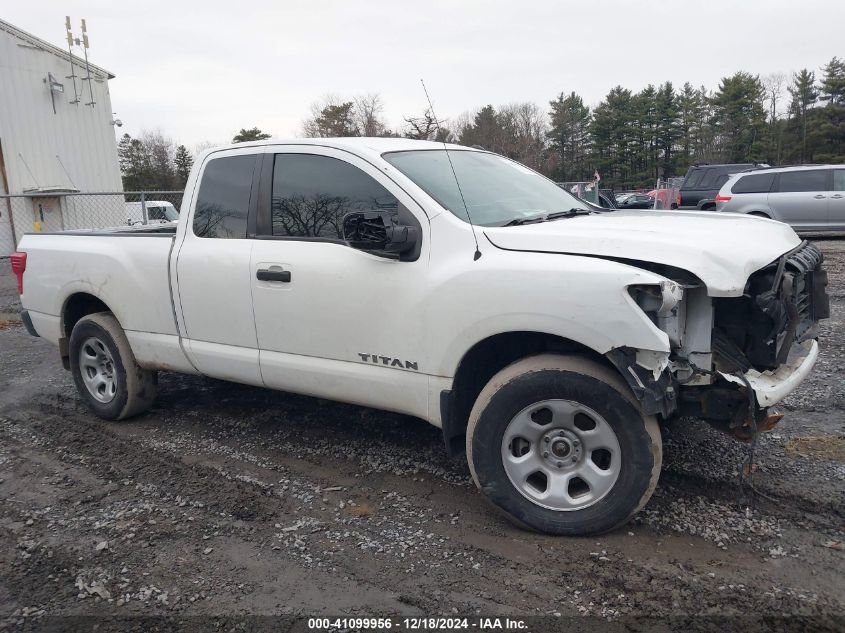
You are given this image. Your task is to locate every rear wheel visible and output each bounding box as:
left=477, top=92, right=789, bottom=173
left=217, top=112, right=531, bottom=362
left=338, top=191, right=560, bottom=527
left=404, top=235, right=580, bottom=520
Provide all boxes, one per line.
left=69, top=313, right=157, bottom=420
left=466, top=354, right=661, bottom=536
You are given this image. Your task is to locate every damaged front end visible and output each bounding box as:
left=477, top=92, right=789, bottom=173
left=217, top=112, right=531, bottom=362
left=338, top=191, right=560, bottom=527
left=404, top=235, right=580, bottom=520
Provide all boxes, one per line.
left=609, top=242, right=830, bottom=440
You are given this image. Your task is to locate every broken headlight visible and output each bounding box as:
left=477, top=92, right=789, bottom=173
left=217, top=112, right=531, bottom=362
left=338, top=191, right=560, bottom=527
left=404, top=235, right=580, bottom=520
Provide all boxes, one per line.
left=628, top=281, right=686, bottom=347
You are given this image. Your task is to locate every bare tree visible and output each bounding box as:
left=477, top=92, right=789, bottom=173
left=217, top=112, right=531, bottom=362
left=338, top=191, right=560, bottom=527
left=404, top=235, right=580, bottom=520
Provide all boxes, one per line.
left=353, top=93, right=387, bottom=137
left=403, top=108, right=452, bottom=141
left=762, top=72, right=788, bottom=121
left=450, top=110, right=476, bottom=144
left=139, top=130, right=176, bottom=189
left=499, top=102, right=547, bottom=171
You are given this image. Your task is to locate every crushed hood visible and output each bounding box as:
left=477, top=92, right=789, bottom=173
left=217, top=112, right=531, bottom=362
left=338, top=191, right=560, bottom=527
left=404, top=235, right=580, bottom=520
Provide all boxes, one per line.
left=484, top=210, right=802, bottom=297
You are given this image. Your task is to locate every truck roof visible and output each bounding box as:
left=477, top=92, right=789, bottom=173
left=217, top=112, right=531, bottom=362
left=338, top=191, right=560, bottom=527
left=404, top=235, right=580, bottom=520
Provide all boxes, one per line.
left=198, top=137, right=473, bottom=163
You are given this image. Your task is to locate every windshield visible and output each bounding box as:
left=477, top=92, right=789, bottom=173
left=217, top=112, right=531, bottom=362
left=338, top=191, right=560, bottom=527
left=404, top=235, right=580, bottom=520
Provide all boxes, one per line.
left=382, top=150, right=590, bottom=226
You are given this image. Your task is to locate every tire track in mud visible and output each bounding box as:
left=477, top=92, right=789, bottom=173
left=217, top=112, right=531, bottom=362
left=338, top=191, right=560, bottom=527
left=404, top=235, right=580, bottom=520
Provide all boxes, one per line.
left=3, top=391, right=840, bottom=619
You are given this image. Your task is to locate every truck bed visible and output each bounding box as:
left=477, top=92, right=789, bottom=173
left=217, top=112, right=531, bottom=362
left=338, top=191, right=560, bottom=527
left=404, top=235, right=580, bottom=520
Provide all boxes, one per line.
left=36, top=223, right=179, bottom=237
left=17, top=230, right=179, bottom=350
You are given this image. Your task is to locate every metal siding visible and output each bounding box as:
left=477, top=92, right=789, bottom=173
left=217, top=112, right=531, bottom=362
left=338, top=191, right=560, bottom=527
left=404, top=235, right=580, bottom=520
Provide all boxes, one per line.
left=0, top=27, right=122, bottom=196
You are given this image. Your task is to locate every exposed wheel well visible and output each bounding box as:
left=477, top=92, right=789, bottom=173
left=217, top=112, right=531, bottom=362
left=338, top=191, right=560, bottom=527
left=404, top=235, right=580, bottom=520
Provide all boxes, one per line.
left=442, top=332, right=613, bottom=456
left=60, top=293, right=113, bottom=368
left=748, top=210, right=771, bottom=218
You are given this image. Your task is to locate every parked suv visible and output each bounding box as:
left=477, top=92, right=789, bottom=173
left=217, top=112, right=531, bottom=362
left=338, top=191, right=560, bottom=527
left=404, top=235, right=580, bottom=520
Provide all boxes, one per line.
left=680, top=163, right=768, bottom=209
left=715, top=165, right=845, bottom=233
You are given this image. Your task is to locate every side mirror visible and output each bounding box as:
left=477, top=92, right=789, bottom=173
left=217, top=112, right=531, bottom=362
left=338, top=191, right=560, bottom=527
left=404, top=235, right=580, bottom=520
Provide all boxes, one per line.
left=342, top=211, right=418, bottom=256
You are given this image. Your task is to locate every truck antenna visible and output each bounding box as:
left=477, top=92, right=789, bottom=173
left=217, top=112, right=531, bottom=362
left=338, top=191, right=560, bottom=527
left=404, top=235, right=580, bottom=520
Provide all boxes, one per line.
left=420, top=79, right=481, bottom=261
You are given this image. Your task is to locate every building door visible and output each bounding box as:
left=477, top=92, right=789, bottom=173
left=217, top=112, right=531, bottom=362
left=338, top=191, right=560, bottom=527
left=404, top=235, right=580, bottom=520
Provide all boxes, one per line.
left=31, top=197, right=63, bottom=232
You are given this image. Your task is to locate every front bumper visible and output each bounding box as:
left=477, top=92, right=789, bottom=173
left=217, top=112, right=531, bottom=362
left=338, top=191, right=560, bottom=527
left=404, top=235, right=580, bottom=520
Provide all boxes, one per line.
left=720, top=339, right=818, bottom=407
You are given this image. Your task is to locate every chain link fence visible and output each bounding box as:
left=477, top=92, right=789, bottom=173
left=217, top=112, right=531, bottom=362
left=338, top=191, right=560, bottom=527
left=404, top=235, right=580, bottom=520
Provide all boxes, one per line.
left=0, top=191, right=183, bottom=311
left=650, top=177, right=684, bottom=210
left=0, top=191, right=183, bottom=252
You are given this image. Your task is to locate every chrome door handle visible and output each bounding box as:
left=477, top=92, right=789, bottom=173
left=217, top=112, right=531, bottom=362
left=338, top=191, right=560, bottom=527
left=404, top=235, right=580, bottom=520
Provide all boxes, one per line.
left=813, top=194, right=826, bottom=199
left=831, top=194, right=844, bottom=199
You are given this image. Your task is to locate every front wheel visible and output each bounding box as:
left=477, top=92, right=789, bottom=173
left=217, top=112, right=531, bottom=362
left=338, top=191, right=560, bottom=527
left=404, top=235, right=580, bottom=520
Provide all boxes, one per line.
left=69, top=312, right=157, bottom=420
left=466, top=354, right=661, bottom=536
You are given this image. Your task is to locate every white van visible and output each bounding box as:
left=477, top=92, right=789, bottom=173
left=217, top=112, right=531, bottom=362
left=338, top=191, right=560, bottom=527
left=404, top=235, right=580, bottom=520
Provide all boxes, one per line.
left=124, top=201, right=179, bottom=226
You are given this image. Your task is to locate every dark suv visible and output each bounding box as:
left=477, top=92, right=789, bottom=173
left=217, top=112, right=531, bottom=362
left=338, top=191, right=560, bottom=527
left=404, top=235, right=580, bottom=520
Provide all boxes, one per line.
left=680, top=163, right=769, bottom=209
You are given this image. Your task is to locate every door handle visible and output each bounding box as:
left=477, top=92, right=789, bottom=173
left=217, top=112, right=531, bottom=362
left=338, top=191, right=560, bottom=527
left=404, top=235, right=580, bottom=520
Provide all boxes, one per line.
left=831, top=194, right=844, bottom=199
left=813, top=194, right=826, bottom=199
left=256, top=269, right=291, bottom=282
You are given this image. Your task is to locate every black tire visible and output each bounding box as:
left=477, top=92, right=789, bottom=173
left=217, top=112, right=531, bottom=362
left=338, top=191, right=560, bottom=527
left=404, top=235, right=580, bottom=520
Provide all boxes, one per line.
left=466, top=354, right=661, bottom=536
left=69, top=312, right=157, bottom=420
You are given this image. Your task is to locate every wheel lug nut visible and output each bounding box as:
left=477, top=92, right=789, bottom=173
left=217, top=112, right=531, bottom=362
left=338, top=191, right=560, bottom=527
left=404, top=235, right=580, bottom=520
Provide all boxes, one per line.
left=571, top=456, right=577, bottom=462
left=544, top=437, right=550, bottom=443
left=543, top=451, right=549, bottom=458
left=558, top=431, right=565, bottom=436
left=556, top=461, right=563, bottom=468
left=573, top=440, right=579, bottom=446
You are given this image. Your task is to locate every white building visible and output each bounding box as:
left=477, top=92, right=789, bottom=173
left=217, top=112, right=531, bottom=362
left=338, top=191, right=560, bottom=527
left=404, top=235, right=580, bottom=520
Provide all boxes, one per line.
left=0, top=18, right=123, bottom=255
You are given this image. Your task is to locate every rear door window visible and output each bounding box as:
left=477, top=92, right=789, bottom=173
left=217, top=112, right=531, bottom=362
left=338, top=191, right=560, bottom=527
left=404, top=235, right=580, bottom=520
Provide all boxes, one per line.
left=833, top=170, right=845, bottom=191
left=683, top=168, right=705, bottom=189
left=193, top=154, right=257, bottom=239
left=697, top=169, right=725, bottom=189
left=775, top=170, right=828, bottom=193
left=731, top=173, right=775, bottom=194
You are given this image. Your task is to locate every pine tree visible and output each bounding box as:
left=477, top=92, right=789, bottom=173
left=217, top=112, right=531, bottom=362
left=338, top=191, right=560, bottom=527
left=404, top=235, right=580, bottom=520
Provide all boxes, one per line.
left=174, top=145, right=194, bottom=187
left=548, top=92, right=591, bottom=181
left=302, top=102, right=358, bottom=137
left=591, top=87, right=635, bottom=187
left=232, top=127, right=272, bottom=143
left=786, top=69, right=818, bottom=163
left=814, top=58, right=845, bottom=162
left=654, top=82, right=680, bottom=179
left=711, top=72, right=768, bottom=162
left=676, top=83, right=700, bottom=167
left=117, top=133, right=152, bottom=190
left=458, top=105, right=504, bottom=152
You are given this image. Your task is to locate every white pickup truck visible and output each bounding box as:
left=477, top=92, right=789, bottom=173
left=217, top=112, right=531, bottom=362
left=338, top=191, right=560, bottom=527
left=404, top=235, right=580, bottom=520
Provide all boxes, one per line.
left=12, top=138, right=829, bottom=535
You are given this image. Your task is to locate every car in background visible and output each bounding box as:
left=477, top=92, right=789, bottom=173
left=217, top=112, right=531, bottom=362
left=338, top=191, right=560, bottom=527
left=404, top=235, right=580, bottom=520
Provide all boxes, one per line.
left=714, top=165, right=845, bottom=233
left=593, top=189, right=618, bottom=209
left=647, top=189, right=680, bottom=210
left=124, top=201, right=180, bottom=226
left=680, top=163, right=768, bottom=210
left=555, top=184, right=617, bottom=209
left=617, top=193, right=654, bottom=209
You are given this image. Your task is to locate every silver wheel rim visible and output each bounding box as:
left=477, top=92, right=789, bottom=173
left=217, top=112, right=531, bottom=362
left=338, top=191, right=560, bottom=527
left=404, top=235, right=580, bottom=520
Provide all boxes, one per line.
left=78, top=336, right=118, bottom=404
left=501, top=399, right=621, bottom=511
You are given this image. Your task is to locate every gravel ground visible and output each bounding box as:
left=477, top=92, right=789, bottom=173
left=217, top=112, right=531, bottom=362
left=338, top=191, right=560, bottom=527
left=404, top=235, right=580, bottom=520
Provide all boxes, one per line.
left=0, top=241, right=843, bottom=630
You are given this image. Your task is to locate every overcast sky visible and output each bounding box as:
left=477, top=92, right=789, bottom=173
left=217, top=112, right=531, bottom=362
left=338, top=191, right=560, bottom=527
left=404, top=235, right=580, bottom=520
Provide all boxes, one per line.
left=6, top=1, right=845, bottom=148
